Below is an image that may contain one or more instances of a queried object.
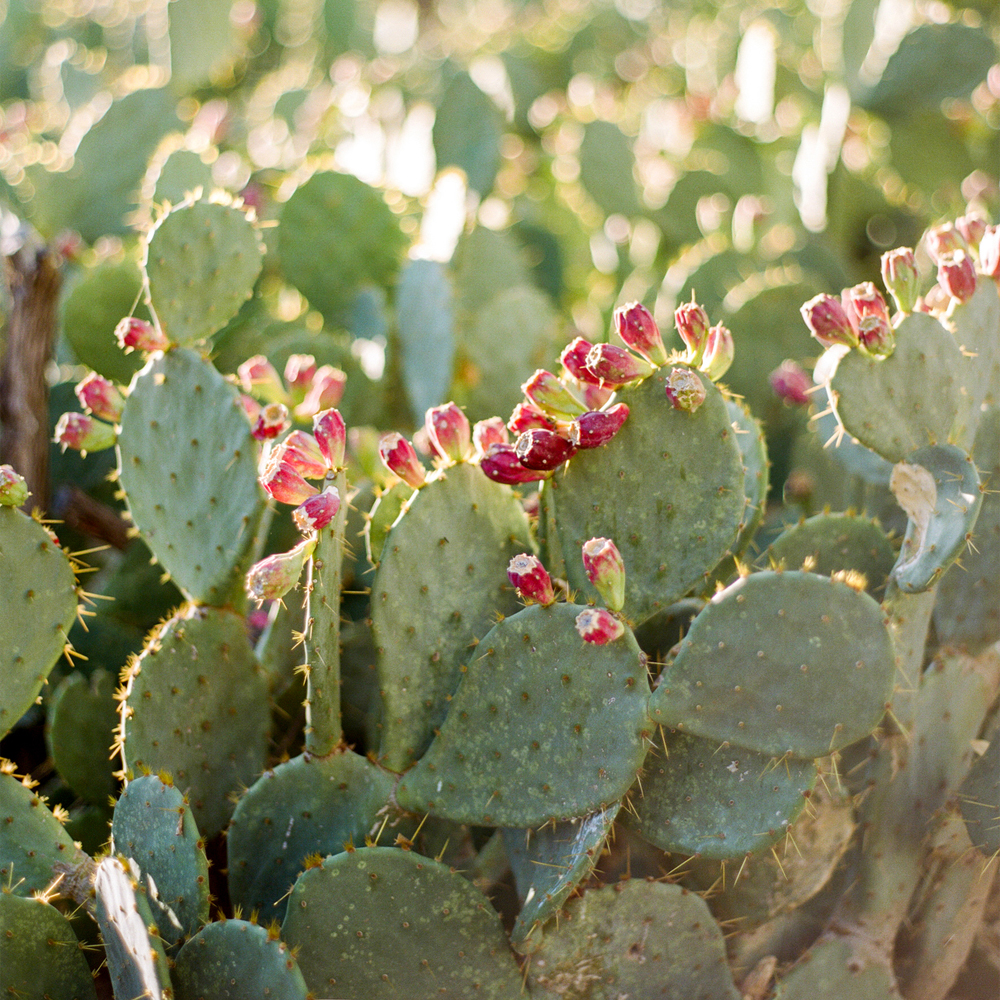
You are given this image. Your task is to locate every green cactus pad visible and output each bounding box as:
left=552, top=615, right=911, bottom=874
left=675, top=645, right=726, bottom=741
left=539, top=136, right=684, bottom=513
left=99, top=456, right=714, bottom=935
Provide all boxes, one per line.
left=47, top=669, right=118, bottom=805
left=395, top=602, right=652, bottom=826
left=94, top=855, right=173, bottom=1000
left=111, top=774, right=210, bottom=948
left=143, top=197, right=264, bottom=346
left=119, top=604, right=271, bottom=837
left=278, top=170, right=407, bottom=326
left=890, top=444, right=982, bottom=593
left=0, top=893, right=97, bottom=1000
left=526, top=880, right=740, bottom=1000
left=774, top=934, right=900, bottom=998
left=172, top=920, right=309, bottom=1000
left=543, top=370, right=745, bottom=624
left=0, top=772, right=86, bottom=897
left=281, top=846, right=524, bottom=999
left=454, top=226, right=531, bottom=314
left=763, top=512, right=897, bottom=596
left=0, top=508, right=78, bottom=738
left=503, top=803, right=619, bottom=949
left=372, top=463, right=533, bottom=771
left=811, top=387, right=894, bottom=485
left=948, top=273, right=1000, bottom=443
left=958, top=715, right=999, bottom=856
left=117, top=348, right=265, bottom=605
left=142, top=144, right=216, bottom=212
left=726, top=396, right=770, bottom=560
left=649, top=571, right=894, bottom=758
left=227, top=751, right=395, bottom=924
left=624, top=730, right=816, bottom=859
left=365, top=480, right=412, bottom=565
left=825, top=310, right=969, bottom=464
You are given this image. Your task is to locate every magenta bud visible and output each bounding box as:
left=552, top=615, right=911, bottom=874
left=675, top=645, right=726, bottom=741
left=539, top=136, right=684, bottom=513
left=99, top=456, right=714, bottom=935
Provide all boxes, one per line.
left=515, top=428, right=577, bottom=470
left=956, top=213, right=987, bottom=250
left=581, top=537, right=626, bottom=611
left=507, top=553, right=555, bottom=605
left=614, top=302, right=667, bottom=365
left=800, top=293, right=858, bottom=349
left=847, top=282, right=890, bottom=327
left=508, top=402, right=556, bottom=435
left=560, top=337, right=602, bottom=385
left=283, top=354, right=318, bottom=397
left=238, top=355, right=288, bottom=404
left=571, top=403, right=630, bottom=449
left=925, top=223, right=967, bottom=263
left=575, top=607, right=625, bottom=644
left=378, top=433, right=427, bottom=488
left=522, top=370, right=587, bottom=418
left=585, top=343, right=654, bottom=386
left=880, top=247, right=919, bottom=314
left=295, top=365, right=347, bottom=419
left=313, top=408, right=347, bottom=470
left=937, top=250, right=978, bottom=303
left=260, top=455, right=320, bottom=506
left=858, top=314, right=895, bottom=358
left=674, top=299, right=711, bottom=363
left=54, top=412, right=116, bottom=454
left=473, top=417, right=509, bottom=456
left=979, top=226, right=1000, bottom=279
left=292, top=485, right=341, bottom=533
left=426, top=403, right=472, bottom=463
left=0, top=464, right=29, bottom=507
left=479, top=443, right=551, bottom=484
left=769, top=360, right=812, bottom=406
left=246, top=536, right=316, bottom=602
left=664, top=368, right=707, bottom=413
left=252, top=402, right=291, bottom=441
left=276, top=430, right=328, bottom=479
left=115, top=316, right=169, bottom=353
left=699, top=324, right=734, bottom=381
left=75, top=373, right=124, bottom=423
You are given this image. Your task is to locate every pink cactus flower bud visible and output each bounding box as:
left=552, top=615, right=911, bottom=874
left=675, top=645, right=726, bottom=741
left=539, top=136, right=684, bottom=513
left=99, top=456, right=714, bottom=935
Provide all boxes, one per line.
left=473, top=417, right=509, bottom=456
left=378, top=433, right=427, bottom=488
left=570, top=403, right=630, bottom=449
left=293, top=485, right=341, bottom=533
left=246, top=536, right=316, bottom=602
left=426, top=402, right=472, bottom=463
left=240, top=394, right=261, bottom=424
left=857, top=314, right=895, bottom=358
left=664, top=368, right=707, bottom=413
left=847, top=282, right=890, bottom=326
left=674, top=299, right=711, bottom=363
left=0, top=464, right=29, bottom=507
left=252, top=402, right=291, bottom=441
left=699, top=324, right=734, bottom=381
left=507, top=553, right=555, bottom=606
left=522, top=370, right=587, bottom=418
left=575, top=607, right=625, bottom=644
left=800, top=293, right=858, bottom=349
left=238, top=355, right=288, bottom=404
left=295, top=365, right=347, bottom=419
left=54, top=412, right=117, bottom=454
left=275, top=430, right=328, bottom=479
left=925, top=223, right=967, bottom=263
left=515, top=428, right=577, bottom=471
left=74, top=373, right=125, bottom=423
left=956, top=213, right=987, bottom=250
left=508, top=402, right=556, bottom=435
left=581, top=537, right=626, bottom=612
left=573, top=378, right=614, bottom=410
left=115, top=316, right=169, bottom=353
left=560, top=337, right=602, bottom=385
left=937, top=250, right=978, bottom=303
left=880, top=247, right=919, bottom=314
left=979, top=225, right=1000, bottom=279
left=313, top=409, right=347, bottom=470
left=614, top=302, right=667, bottom=365
left=260, top=455, right=320, bottom=505
left=769, top=360, right=812, bottom=406
left=284, top=354, right=318, bottom=397
left=585, top=343, right=654, bottom=387
left=479, top=443, right=552, bottom=484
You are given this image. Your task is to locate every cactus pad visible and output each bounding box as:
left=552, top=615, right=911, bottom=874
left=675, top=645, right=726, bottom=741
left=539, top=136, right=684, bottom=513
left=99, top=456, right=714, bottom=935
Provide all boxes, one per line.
left=281, top=846, right=524, bottom=999
left=958, top=714, right=999, bottom=856
left=649, top=571, right=894, bottom=758
left=119, top=604, right=271, bottom=837
left=117, top=348, right=265, bottom=605
left=948, top=280, right=1000, bottom=444
left=365, top=480, right=411, bottom=565
left=726, top=396, right=770, bottom=559
left=395, top=602, right=652, bottom=826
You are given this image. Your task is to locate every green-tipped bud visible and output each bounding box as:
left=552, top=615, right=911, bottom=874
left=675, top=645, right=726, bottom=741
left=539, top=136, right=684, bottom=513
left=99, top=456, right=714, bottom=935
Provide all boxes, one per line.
left=699, top=324, right=734, bottom=380
left=858, top=315, right=895, bottom=358
left=0, top=465, right=29, bottom=507
left=522, top=369, right=587, bottom=418
left=426, top=402, right=472, bottom=463
left=378, top=433, right=426, bottom=488
left=54, top=412, right=117, bottom=454
left=507, top=553, right=555, bottom=606
left=246, top=536, right=316, bottom=602
left=581, top=537, right=625, bottom=611
left=75, top=373, right=124, bottom=423
left=880, top=247, right=919, bottom=313
left=614, top=302, right=667, bottom=365
left=664, top=368, right=707, bottom=413
left=575, top=607, right=625, bottom=644
left=674, top=299, right=710, bottom=363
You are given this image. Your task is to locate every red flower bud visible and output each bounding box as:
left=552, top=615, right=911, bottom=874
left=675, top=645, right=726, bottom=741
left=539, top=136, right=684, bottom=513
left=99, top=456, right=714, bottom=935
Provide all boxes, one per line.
left=75, top=373, right=124, bottom=423
left=847, top=282, right=890, bottom=327
left=246, top=537, right=316, bottom=602
left=515, top=428, right=577, bottom=470
left=313, top=409, right=347, bottom=470
left=979, top=225, right=1000, bottom=279
left=508, top=402, right=556, bottom=435
left=260, top=455, right=320, bottom=505
left=699, top=324, right=734, bottom=381
left=275, top=430, right=328, bottom=479
left=283, top=354, right=318, bottom=397
left=252, top=402, right=291, bottom=441
left=0, top=465, right=29, bottom=507
left=115, top=317, right=169, bottom=353
left=769, top=360, right=812, bottom=406
left=479, top=443, right=551, bottom=484
left=238, top=355, right=288, bottom=404
left=575, top=607, right=625, bottom=644
left=378, top=433, right=427, bottom=488
left=581, top=537, right=625, bottom=612
left=956, top=213, right=987, bottom=250
left=585, top=343, right=654, bottom=386
left=925, top=223, right=967, bottom=263
left=560, top=337, right=602, bottom=384
left=858, top=315, right=895, bottom=358
left=522, top=370, right=587, bottom=418
left=426, top=403, right=472, bottom=463
left=292, top=485, right=341, bottom=533
left=800, top=293, right=858, bottom=349
left=880, top=248, right=919, bottom=314
left=54, top=412, right=116, bottom=454
left=570, top=403, right=630, bottom=449
left=674, top=299, right=710, bottom=363
left=664, top=368, right=707, bottom=413
left=937, top=250, right=978, bottom=303
left=614, top=302, right=667, bottom=365
left=507, top=553, right=555, bottom=605
left=295, top=365, right=347, bottom=419
left=473, top=417, right=509, bottom=456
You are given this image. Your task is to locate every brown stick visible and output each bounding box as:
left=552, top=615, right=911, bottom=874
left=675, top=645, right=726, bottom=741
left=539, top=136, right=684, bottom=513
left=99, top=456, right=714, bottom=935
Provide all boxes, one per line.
left=0, top=226, right=61, bottom=514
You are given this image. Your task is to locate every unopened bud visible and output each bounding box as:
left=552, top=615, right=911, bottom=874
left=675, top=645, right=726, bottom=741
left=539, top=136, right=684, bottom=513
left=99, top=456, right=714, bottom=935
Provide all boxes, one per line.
left=473, top=417, right=509, bottom=456
left=54, top=412, right=116, bottom=454
left=313, top=409, right=347, bottom=470
left=979, top=225, right=1000, bottom=279
left=115, top=316, right=169, bottom=353
left=252, top=402, right=291, bottom=441
left=508, top=402, right=556, bottom=435
left=585, top=344, right=654, bottom=386
left=800, top=293, right=858, bottom=349
left=699, top=324, right=734, bottom=381
left=858, top=315, right=895, bottom=358
left=664, top=368, right=707, bottom=413
left=581, top=537, right=625, bottom=612
left=238, top=355, right=287, bottom=404
left=426, top=403, right=472, bottom=463
left=571, top=404, right=630, bottom=449
left=0, top=465, right=29, bottom=507
left=769, top=360, right=812, bottom=406
left=507, top=553, right=555, bottom=605
left=575, top=607, right=625, bottom=644
left=293, top=485, right=341, bottom=533
left=246, top=536, right=316, bottom=602
left=674, top=299, right=710, bottom=363
left=276, top=430, right=328, bottom=479
left=925, top=223, right=967, bottom=263
left=295, top=365, right=347, bottom=419
left=937, top=250, right=978, bottom=303
left=378, top=433, right=426, bottom=488
left=515, top=429, right=577, bottom=470
left=956, top=213, right=987, bottom=250
left=75, top=373, right=124, bottom=423
left=522, top=370, right=587, bottom=418
left=283, top=354, right=318, bottom=398
left=479, top=443, right=551, bottom=484
left=614, top=302, right=667, bottom=365
left=560, top=337, right=601, bottom=385
left=880, top=248, right=919, bottom=313
left=847, top=282, right=890, bottom=327
left=260, top=455, right=320, bottom=505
